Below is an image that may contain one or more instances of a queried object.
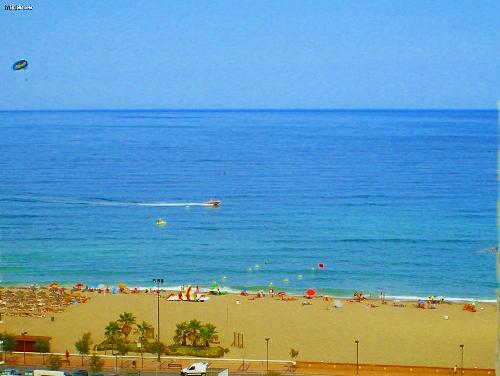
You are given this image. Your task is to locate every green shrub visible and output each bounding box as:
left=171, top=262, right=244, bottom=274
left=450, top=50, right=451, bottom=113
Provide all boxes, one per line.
left=47, top=354, right=62, bottom=370
left=89, top=354, right=105, bottom=373
left=166, top=345, right=226, bottom=358
left=96, top=340, right=138, bottom=352
left=146, top=341, right=166, bottom=356
left=0, top=332, right=16, bottom=352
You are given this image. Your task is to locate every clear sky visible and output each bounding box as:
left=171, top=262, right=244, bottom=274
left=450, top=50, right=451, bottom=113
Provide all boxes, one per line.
left=1, top=1, right=499, bottom=110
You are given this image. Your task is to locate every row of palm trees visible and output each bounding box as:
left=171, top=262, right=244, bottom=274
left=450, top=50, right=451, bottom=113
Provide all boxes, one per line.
left=104, top=312, right=153, bottom=347
left=174, top=319, right=217, bottom=348
left=103, top=313, right=218, bottom=350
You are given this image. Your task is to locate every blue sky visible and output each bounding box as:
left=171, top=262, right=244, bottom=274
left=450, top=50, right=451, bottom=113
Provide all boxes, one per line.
left=1, top=1, right=499, bottom=110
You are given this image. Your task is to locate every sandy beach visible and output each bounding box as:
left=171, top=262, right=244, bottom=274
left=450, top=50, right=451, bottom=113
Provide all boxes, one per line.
left=0, top=289, right=496, bottom=370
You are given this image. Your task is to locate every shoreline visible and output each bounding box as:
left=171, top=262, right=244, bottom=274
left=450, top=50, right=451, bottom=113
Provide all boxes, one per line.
left=0, top=283, right=496, bottom=304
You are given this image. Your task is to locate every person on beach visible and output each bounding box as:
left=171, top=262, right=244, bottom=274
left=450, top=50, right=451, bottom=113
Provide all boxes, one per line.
left=453, top=364, right=457, bottom=374
left=354, top=291, right=365, bottom=302
left=65, top=349, right=70, bottom=361
left=379, top=292, right=385, bottom=304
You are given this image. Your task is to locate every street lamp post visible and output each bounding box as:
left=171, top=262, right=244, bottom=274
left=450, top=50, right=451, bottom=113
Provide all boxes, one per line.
left=138, top=338, right=144, bottom=369
left=460, top=344, right=464, bottom=375
left=112, top=351, right=118, bottom=374
left=265, top=337, right=270, bottom=371
left=21, top=332, right=27, bottom=364
left=152, top=278, right=164, bottom=362
left=355, top=340, right=359, bottom=375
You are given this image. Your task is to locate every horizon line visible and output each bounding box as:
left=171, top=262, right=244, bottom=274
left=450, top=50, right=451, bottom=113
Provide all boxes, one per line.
left=0, top=107, right=496, bottom=113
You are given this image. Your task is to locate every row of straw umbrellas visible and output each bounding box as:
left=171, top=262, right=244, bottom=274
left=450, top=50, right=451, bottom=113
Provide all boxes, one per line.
left=0, top=284, right=90, bottom=318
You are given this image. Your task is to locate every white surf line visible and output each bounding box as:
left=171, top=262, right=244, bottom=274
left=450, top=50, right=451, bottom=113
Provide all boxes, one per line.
left=136, top=202, right=213, bottom=207
left=12, top=197, right=214, bottom=207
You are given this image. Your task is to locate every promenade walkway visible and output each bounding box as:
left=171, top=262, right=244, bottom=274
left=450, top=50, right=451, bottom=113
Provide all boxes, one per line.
left=0, top=352, right=495, bottom=376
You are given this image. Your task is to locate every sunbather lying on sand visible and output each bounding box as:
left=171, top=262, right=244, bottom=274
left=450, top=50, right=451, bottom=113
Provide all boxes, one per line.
left=353, top=291, right=366, bottom=302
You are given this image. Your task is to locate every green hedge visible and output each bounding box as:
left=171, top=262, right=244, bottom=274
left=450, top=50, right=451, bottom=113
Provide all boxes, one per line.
left=95, top=341, right=137, bottom=352
left=95, top=341, right=228, bottom=358
left=166, top=345, right=227, bottom=358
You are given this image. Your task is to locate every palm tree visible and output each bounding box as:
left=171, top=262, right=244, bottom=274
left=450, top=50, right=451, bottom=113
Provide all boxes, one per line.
left=134, top=321, right=153, bottom=343
left=118, top=312, right=136, bottom=342
left=198, top=323, right=217, bottom=348
left=187, top=319, right=202, bottom=347
left=104, top=321, right=122, bottom=352
left=173, top=321, right=189, bottom=346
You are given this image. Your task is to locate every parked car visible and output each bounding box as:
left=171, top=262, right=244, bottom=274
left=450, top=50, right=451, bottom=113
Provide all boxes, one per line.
left=71, top=370, right=88, bottom=376
left=1, top=369, right=22, bottom=376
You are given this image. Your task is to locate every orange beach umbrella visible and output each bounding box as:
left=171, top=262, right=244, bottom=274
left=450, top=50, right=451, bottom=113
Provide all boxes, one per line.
left=49, top=282, right=58, bottom=289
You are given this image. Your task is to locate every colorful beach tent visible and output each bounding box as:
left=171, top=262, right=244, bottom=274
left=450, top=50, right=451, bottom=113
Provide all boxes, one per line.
left=49, top=282, right=58, bottom=289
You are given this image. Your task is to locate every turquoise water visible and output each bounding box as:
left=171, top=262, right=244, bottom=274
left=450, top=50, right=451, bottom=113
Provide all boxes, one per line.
left=0, top=110, right=497, bottom=300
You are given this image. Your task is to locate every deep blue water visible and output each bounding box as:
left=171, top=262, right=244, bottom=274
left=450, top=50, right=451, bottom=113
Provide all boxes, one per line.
left=0, top=110, right=497, bottom=300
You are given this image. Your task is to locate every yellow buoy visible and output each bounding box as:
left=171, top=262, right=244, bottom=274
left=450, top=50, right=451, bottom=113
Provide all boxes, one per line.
left=155, top=219, right=167, bottom=226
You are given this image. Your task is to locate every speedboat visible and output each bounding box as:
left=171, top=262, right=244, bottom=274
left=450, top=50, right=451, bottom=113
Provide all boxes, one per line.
left=205, top=200, right=221, bottom=207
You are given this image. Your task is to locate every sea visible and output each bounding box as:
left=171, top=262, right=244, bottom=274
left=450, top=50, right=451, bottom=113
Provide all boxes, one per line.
left=0, top=109, right=497, bottom=301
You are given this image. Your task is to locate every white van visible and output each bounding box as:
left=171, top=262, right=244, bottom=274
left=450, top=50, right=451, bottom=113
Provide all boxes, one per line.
left=180, top=363, right=208, bottom=376
left=180, top=364, right=228, bottom=376
left=33, top=370, right=68, bottom=376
